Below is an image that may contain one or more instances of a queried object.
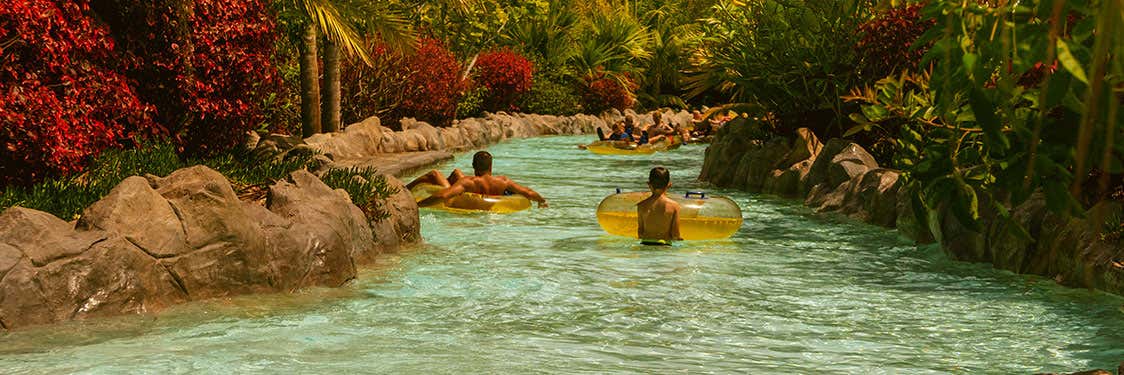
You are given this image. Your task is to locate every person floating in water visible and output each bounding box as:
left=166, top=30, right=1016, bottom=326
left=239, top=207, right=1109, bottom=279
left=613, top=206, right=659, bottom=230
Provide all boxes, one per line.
left=584, top=119, right=646, bottom=150
left=637, top=166, right=681, bottom=245
left=407, top=151, right=549, bottom=208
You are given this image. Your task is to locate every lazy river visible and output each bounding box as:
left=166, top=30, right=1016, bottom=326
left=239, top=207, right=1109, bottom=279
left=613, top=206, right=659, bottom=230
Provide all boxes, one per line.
left=2, top=135, right=1123, bottom=373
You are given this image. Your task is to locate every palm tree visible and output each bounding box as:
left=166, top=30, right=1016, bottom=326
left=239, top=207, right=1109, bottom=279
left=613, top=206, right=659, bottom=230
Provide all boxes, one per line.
left=292, top=0, right=371, bottom=137
left=636, top=0, right=703, bottom=109
left=321, top=0, right=415, bottom=133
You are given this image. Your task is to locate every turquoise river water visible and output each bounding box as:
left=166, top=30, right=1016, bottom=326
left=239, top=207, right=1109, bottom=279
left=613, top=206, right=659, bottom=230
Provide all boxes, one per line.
left=2, top=135, right=1123, bottom=373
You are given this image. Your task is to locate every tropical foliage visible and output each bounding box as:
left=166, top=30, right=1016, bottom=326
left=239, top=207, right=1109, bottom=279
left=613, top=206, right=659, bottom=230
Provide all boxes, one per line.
left=847, top=0, right=1124, bottom=233
left=519, top=76, right=583, bottom=116
left=687, top=0, right=869, bottom=132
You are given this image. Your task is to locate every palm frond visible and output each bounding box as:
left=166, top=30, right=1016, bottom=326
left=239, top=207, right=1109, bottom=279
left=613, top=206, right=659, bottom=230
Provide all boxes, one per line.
left=354, top=2, right=416, bottom=53
left=505, top=3, right=579, bottom=69
left=300, top=0, right=371, bottom=65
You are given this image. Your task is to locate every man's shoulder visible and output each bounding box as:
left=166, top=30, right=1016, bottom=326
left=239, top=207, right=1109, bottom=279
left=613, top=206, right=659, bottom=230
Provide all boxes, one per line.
left=661, top=196, right=681, bottom=209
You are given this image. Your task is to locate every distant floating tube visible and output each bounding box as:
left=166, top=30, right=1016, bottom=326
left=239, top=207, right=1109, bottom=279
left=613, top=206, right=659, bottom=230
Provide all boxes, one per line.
left=596, top=191, right=743, bottom=240
left=585, top=137, right=682, bottom=155
left=411, top=183, right=531, bottom=214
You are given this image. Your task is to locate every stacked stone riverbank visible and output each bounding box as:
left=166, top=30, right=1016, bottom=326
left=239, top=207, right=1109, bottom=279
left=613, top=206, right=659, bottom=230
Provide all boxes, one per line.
left=699, top=118, right=1124, bottom=296
left=300, top=110, right=683, bottom=175
left=0, top=166, right=419, bottom=330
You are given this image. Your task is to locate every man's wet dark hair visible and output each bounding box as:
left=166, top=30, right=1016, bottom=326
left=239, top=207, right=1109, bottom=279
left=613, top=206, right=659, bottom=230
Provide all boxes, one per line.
left=649, top=166, right=670, bottom=189
left=472, top=151, right=493, bottom=175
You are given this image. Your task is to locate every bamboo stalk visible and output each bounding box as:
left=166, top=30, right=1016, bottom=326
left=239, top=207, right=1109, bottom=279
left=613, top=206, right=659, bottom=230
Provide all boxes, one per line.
left=1023, top=0, right=1067, bottom=193
left=1072, top=0, right=1118, bottom=198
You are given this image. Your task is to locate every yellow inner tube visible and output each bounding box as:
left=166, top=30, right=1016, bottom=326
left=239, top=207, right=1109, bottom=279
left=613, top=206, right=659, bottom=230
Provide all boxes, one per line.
left=410, top=183, right=532, bottom=214
left=585, top=136, right=682, bottom=155
left=586, top=141, right=656, bottom=155
left=596, top=191, right=743, bottom=240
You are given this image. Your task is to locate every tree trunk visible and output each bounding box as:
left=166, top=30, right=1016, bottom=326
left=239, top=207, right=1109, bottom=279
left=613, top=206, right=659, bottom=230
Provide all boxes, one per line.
left=299, top=23, right=321, bottom=138
left=321, top=41, right=342, bottom=133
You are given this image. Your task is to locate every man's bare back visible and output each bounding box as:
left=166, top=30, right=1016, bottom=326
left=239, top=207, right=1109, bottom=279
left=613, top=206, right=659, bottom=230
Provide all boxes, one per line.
left=450, top=174, right=519, bottom=196
left=637, top=193, right=681, bottom=242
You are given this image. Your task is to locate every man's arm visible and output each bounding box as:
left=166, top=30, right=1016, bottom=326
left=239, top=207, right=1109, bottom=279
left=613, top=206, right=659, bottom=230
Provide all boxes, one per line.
left=505, top=179, right=548, bottom=208
left=417, top=182, right=466, bottom=207
left=669, top=206, right=682, bottom=241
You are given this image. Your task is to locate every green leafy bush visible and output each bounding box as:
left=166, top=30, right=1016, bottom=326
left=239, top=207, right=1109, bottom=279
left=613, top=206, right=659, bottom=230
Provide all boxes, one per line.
left=519, top=76, right=582, bottom=116
left=456, top=86, right=489, bottom=119
left=847, top=0, right=1124, bottom=234
left=340, top=42, right=408, bottom=127
left=319, top=167, right=399, bottom=221
left=687, top=0, right=867, bottom=132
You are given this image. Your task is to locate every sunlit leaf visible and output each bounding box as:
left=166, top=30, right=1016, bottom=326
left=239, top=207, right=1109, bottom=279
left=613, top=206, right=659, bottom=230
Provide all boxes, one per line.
left=950, top=179, right=982, bottom=232
left=1055, top=39, right=1088, bottom=84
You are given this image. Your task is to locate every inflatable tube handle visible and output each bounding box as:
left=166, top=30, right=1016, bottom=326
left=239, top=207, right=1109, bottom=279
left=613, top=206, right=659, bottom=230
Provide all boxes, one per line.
left=616, top=187, right=622, bottom=194
left=684, top=191, right=707, bottom=199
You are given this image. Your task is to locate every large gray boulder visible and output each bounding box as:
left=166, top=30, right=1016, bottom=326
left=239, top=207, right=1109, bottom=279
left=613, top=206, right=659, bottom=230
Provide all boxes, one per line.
left=146, top=166, right=274, bottom=299
left=0, top=162, right=424, bottom=330
left=780, top=128, right=823, bottom=167
left=77, top=176, right=191, bottom=258
left=266, top=170, right=369, bottom=286
left=400, top=129, right=428, bottom=152
left=305, top=116, right=388, bottom=158
left=847, top=169, right=901, bottom=227
left=763, top=128, right=823, bottom=197
left=801, top=138, right=879, bottom=196
left=0, top=207, right=185, bottom=329
left=0, top=207, right=103, bottom=266
left=440, top=126, right=470, bottom=152
left=402, top=118, right=445, bottom=151
left=931, top=197, right=990, bottom=264
left=763, top=160, right=810, bottom=197
left=700, top=117, right=757, bottom=186
left=369, top=175, right=421, bottom=258
left=986, top=193, right=1048, bottom=273
left=735, top=137, right=791, bottom=191
left=483, top=115, right=505, bottom=143
left=572, top=114, right=606, bottom=134
left=457, top=118, right=489, bottom=148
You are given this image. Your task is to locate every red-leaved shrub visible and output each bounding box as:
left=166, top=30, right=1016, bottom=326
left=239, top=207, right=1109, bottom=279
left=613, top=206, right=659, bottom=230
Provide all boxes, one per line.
left=473, top=49, right=534, bottom=112
left=95, top=0, right=281, bottom=155
left=0, top=0, right=156, bottom=186
left=180, top=0, right=281, bottom=154
left=855, top=4, right=934, bottom=82
left=582, top=72, right=637, bottom=113
left=389, top=38, right=467, bottom=127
